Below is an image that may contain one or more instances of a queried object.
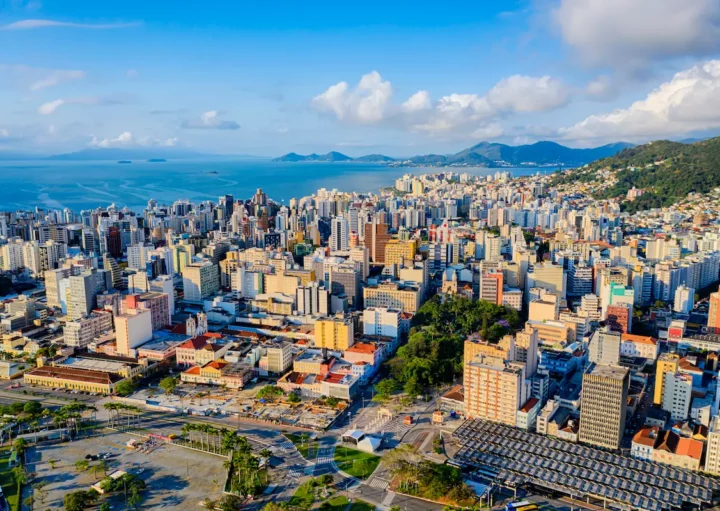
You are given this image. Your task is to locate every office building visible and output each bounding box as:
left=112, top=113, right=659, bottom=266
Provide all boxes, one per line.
left=182, top=262, right=220, bottom=302
left=314, top=315, right=355, bottom=351
left=579, top=364, right=629, bottom=450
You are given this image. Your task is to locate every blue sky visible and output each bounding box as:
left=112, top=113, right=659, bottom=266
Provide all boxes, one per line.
left=1, top=0, right=720, bottom=156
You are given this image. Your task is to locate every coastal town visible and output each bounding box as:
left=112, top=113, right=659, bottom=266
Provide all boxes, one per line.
left=0, top=154, right=719, bottom=511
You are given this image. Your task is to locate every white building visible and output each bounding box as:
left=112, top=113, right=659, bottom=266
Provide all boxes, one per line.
left=673, top=285, right=695, bottom=314
left=662, top=372, right=692, bottom=423
left=363, top=307, right=401, bottom=340
left=115, top=309, right=153, bottom=355
left=182, top=262, right=220, bottom=302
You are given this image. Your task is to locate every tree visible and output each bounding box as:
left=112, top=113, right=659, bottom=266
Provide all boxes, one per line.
left=159, top=376, right=178, bottom=396
left=403, top=378, right=424, bottom=399
left=218, top=494, right=243, bottom=511
left=75, top=459, right=90, bottom=472
left=23, top=401, right=42, bottom=415
left=10, top=402, right=24, bottom=414
left=100, top=503, right=112, bottom=511
left=128, top=488, right=143, bottom=509
left=286, top=392, right=301, bottom=404
left=64, top=491, right=91, bottom=511
left=115, top=380, right=137, bottom=397
left=319, top=474, right=333, bottom=486
left=325, top=397, right=339, bottom=407
left=202, top=498, right=218, bottom=510
left=375, top=378, right=400, bottom=398
left=13, top=438, right=28, bottom=455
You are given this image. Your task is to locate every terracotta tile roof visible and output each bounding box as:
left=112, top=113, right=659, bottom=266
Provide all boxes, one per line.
left=632, top=426, right=658, bottom=448
left=621, top=333, right=657, bottom=345
left=676, top=437, right=703, bottom=460
left=26, top=366, right=121, bottom=385
left=519, top=397, right=539, bottom=413
left=345, top=343, right=377, bottom=354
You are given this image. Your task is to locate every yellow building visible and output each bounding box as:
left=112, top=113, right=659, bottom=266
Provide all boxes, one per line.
left=314, top=315, right=355, bottom=351
left=24, top=366, right=122, bottom=394
left=463, top=336, right=526, bottom=427
left=384, top=239, right=418, bottom=266
left=655, top=353, right=680, bottom=405
left=363, top=282, right=422, bottom=313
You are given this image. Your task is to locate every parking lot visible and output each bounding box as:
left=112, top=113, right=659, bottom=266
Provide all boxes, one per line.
left=28, top=430, right=226, bottom=509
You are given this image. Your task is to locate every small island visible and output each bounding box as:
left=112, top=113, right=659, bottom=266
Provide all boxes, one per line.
left=207, top=170, right=219, bottom=175
left=147, top=158, right=167, bottom=163
left=118, top=160, right=132, bottom=164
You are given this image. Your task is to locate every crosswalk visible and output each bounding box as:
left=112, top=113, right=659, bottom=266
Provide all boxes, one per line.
left=316, top=455, right=334, bottom=465
left=288, top=468, right=304, bottom=479
left=368, top=477, right=390, bottom=490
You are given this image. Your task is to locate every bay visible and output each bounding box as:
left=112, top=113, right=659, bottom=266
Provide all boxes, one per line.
left=0, top=159, right=547, bottom=212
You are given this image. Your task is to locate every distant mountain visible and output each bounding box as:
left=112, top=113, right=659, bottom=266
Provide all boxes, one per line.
left=551, top=136, right=720, bottom=213
left=272, top=141, right=631, bottom=167
left=272, top=151, right=353, bottom=162
left=408, top=141, right=633, bottom=167
left=354, top=154, right=396, bottom=162
left=46, top=148, right=217, bottom=161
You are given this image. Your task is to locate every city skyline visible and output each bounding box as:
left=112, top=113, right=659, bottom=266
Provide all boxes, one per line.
left=2, top=0, right=720, bottom=156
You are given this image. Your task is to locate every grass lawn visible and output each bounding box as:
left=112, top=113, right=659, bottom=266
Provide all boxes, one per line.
left=333, top=445, right=381, bottom=480
left=349, top=499, right=375, bottom=511
left=324, top=495, right=349, bottom=510
left=288, top=480, right=315, bottom=509
left=0, top=449, right=20, bottom=511
left=284, top=433, right=318, bottom=461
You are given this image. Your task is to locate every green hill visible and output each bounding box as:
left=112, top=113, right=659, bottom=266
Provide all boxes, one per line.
left=551, top=137, right=720, bottom=212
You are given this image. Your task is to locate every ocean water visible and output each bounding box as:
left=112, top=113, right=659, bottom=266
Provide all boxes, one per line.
left=0, top=159, right=546, bottom=212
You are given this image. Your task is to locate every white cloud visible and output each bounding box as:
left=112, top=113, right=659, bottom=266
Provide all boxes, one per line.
left=30, top=69, right=85, bottom=91
left=0, top=129, right=9, bottom=138
left=471, top=123, right=505, bottom=140
left=90, top=132, right=178, bottom=148
left=411, top=94, right=494, bottom=133
left=313, top=71, right=570, bottom=137
left=553, top=0, right=720, bottom=70
left=127, top=69, right=138, bottom=77
left=401, top=90, right=431, bottom=113
left=38, top=99, right=66, bottom=115
left=561, top=60, right=720, bottom=142
left=486, top=75, right=569, bottom=112
left=584, top=75, right=617, bottom=101
left=181, top=110, right=240, bottom=130
left=312, top=71, right=392, bottom=123
left=0, top=64, right=86, bottom=91
left=37, top=95, right=126, bottom=114
left=1, top=19, right=141, bottom=30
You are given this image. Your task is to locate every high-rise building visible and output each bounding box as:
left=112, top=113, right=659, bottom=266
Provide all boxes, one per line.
left=329, top=265, right=361, bottom=309
left=606, top=304, right=632, bottom=334
left=529, top=262, right=566, bottom=299
left=384, top=239, right=418, bottom=267
left=588, top=327, right=621, bottom=366
left=66, top=271, right=97, bottom=320
left=296, top=282, right=330, bottom=316
left=363, top=307, right=401, bottom=341
left=314, top=315, right=355, bottom=351
left=705, top=416, right=720, bottom=475
left=654, top=353, right=680, bottom=405
left=364, top=222, right=391, bottom=264
left=330, top=216, right=349, bottom=252
left=479, top=271, right=503, bottom=305
left=115, top=309, right=153, bottom=355
left=463, top=335, right=528, bottom=426
left=709, top=289, right=720, bottom=334
left=662, top=372, right=692, bottom=422
left=579, top=363, right=629, bottom=450
left=673, top=285, right=695, bottom=314
left=182, top=262, right=220, bottom=302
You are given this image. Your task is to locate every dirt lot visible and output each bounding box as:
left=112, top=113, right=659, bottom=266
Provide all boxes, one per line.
left=28, top=430, right=227, bottom=510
